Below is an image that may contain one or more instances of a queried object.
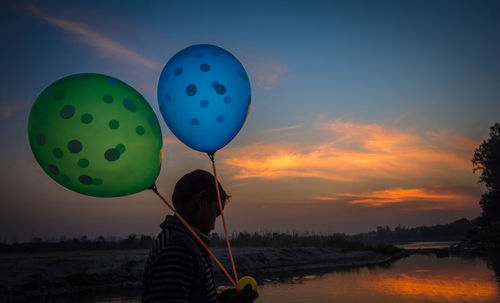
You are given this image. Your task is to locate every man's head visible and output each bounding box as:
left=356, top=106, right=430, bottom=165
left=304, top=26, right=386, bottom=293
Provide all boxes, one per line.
left=172, top=169, right=229, bottom=235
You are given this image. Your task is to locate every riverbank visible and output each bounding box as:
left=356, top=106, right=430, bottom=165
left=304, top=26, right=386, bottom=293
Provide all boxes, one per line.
left=0, top=247, right=400, bottom=301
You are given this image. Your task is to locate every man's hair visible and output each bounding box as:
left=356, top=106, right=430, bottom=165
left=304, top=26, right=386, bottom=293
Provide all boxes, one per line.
left=172, top=169, right=229, bottom=212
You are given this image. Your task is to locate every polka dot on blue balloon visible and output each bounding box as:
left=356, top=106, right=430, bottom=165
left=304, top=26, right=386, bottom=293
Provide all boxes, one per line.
left=123, top=98, right=137, bottom=112
left=224, top=96, right=232, bottom=104
left=216, top=115, right=225, bottom=123
left=107, top=78, right=120, bottom=86
left=148, top=115, right=156, bottom=126
left=36, top=133, right=46, bottom=146
left=186, top=84, right=197, bottom=96
left=190, top=118, right=199, bottom=126
left=200, top=64, right=210, bottom=72
left=174, top=68, right=183, bottom=76
left=41, top=87, right=53, bottom=99
left=165, top=93, right=171, bottom=102
left=215, top=83, right=226, bottom=95
left=241, top=71, right=249, bottom=82
left=200, top=99, right=209, bottom=108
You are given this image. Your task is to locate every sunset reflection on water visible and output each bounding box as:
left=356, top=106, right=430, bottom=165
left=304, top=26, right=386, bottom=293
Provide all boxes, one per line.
left=257, top=254, right=500, bottom=303
left=363, top=272, right=498, bottom=301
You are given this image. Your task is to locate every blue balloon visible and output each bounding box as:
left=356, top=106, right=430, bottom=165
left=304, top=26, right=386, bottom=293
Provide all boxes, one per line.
left=158, top=44, right=251, bottom=153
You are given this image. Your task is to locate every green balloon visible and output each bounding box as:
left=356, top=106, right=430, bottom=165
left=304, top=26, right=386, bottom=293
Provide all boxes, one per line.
left=28, top=73, right=163, bottom=197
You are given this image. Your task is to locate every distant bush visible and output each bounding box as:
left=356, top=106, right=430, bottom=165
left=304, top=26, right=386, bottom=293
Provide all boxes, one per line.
left=209, top=232, right=386, bottom=252
left=0, top=234, right=154, bottom=253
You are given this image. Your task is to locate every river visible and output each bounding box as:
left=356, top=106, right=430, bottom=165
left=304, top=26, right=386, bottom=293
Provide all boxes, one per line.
left=84, top=248, right=500, bottom=303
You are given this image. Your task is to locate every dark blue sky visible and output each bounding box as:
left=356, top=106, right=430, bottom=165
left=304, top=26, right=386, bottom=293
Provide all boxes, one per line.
left=1, top=0, right=499, bottom=241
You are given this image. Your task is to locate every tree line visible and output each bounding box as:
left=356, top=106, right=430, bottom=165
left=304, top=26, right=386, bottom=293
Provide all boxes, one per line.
left=0, top=217, right=477, bottom=252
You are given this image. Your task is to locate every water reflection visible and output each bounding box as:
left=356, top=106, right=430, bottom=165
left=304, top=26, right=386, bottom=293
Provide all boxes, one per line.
left=75, top=253, right=500, bottom=303
left=257, top=254, right=500, bottom=303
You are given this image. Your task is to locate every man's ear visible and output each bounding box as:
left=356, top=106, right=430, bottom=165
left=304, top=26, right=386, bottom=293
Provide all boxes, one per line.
left=194, top=190, right=209, bottom=209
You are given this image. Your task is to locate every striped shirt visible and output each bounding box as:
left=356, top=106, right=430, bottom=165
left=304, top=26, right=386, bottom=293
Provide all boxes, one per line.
left=142, top=215, right=220, bottom=303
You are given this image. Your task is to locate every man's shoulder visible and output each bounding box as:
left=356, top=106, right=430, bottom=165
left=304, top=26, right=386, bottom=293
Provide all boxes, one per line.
left=159, top=227, right=201, bottom=256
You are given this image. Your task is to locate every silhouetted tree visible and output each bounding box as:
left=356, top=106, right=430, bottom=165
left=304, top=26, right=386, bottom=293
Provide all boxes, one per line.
left=473, top=123, right=500, bottom=222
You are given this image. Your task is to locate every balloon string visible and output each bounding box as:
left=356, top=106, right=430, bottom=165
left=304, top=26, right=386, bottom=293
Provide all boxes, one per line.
left=151, top=187, right=237, bottom=289
left=209, top=154, right=240, bottom=291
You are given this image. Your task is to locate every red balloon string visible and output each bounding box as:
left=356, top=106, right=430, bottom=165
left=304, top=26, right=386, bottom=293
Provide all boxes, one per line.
left=209, top=155, right=240, bottom=291
left=152, top=189, right=237, bottom=289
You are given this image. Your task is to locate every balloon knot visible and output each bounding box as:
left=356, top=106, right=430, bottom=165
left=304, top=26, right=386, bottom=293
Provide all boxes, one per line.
left=149, top=184, right=159, bottom=194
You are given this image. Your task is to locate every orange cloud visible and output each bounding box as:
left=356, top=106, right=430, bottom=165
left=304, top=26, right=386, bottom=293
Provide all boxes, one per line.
left=311, top=196, right=339, bottom=201
left=24, top=6, right=161, bottom=71
left=333, top=187, right=476, bottom=207
left=223, top=119, right=477, bottom=183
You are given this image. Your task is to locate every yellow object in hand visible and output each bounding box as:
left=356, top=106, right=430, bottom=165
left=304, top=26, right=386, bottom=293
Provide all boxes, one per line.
left=238, top=276, right=258, bottom=291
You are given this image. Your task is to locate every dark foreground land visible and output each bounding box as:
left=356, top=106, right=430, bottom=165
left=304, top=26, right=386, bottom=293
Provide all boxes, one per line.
left=0, top=246, right=403, bottom=302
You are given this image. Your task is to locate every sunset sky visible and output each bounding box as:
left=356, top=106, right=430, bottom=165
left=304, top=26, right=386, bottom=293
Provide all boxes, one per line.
left=1, top=0, right=499, bottom=242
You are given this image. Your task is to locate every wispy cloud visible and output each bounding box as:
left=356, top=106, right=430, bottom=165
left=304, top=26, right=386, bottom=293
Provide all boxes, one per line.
left=222, top=119, right=478, bottom=183
left=24, top=6, right=161, bottom=71
left=312, top=196, right=340, bottom=201
left=0, top=101, right=30, bottom=120
left=265, top=124, right=304, bottom=132
left=162, top=136, right=182, bottom=146
left=242, top=55, right=289, bottom=90
left=333, top=187, right=476, bottom=207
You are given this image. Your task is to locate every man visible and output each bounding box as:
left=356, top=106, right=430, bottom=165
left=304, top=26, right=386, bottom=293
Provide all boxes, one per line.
left=142, top=169, right=259, bottom=303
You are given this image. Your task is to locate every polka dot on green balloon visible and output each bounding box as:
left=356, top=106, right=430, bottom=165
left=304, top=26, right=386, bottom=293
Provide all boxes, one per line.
left=81, top=114, right=93, bottom=124
left=54, top=90, right=66, bottom=101
left=68, top=140, right=82, bottom=153
left=53, top=148, right=63, bottom=158
left=36, top=133, right=46, bottom=146
left=136, top=126, right=145, bottom=135
left=60, top=105, right=75, bottom=119
left=103, top=95, right=114, bottom=103
left=78, top=158, right=89, bottom=168
left=109, top=120, right=119, bottom=129
left=123, top=98, right=137, bottom=112
left=116, top=144, right=126, bottom=154
left=148, top=115, right=156, bottom=126
left=79, top=174, right=93, bottom=185
left=104, top=148, right=120, bottom=161
left=48, top=164, right=59, bottom=175
left=41, top=87, right=53, bottom=99
left=93, top=178, right=103, bottom=185
left=60, top=174, right=70, bottom=183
